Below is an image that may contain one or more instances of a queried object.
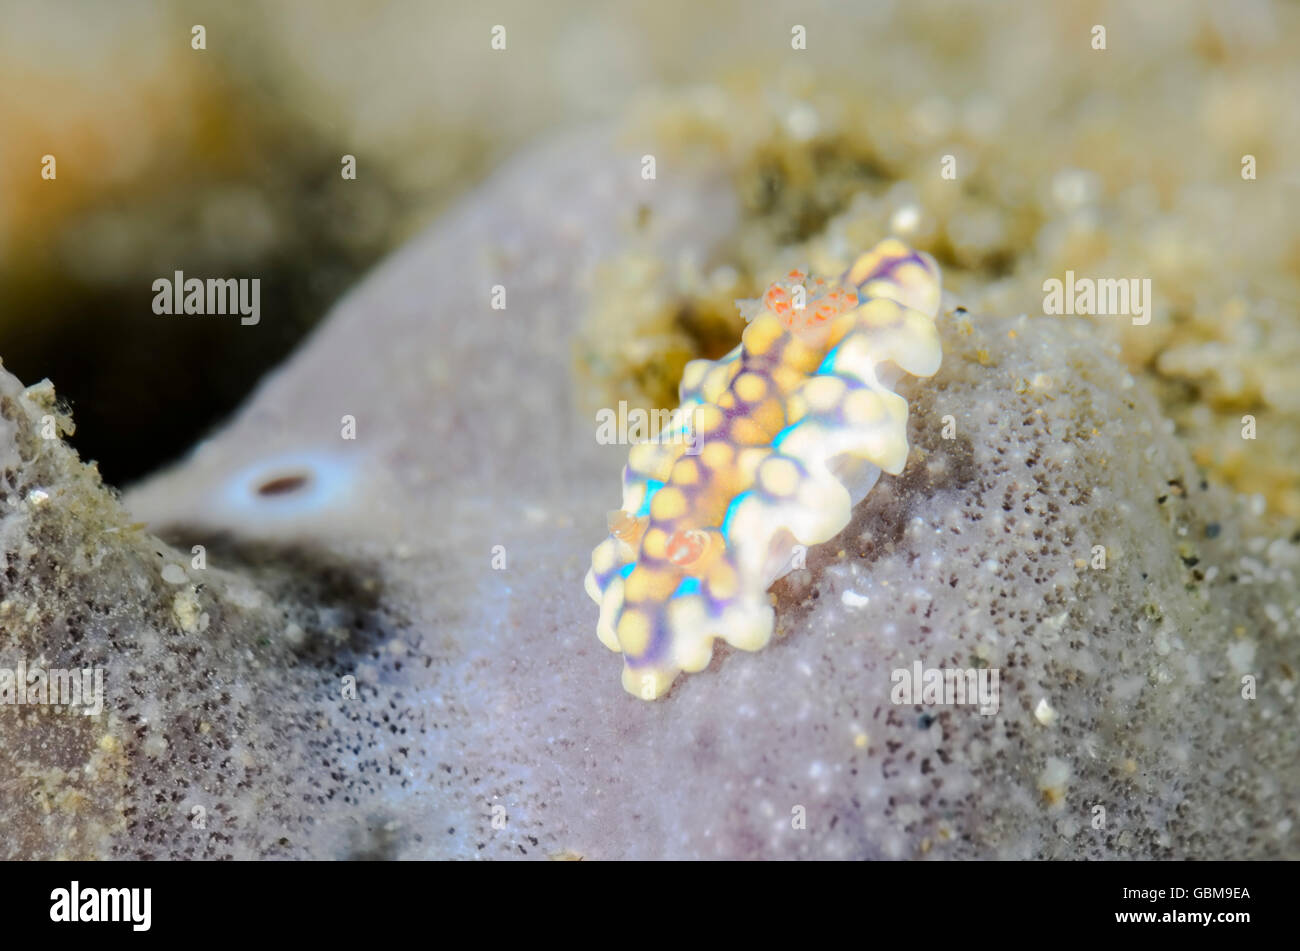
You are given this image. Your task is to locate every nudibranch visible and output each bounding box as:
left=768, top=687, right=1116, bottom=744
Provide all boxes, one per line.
left=585, top=239, right=943, bottom=699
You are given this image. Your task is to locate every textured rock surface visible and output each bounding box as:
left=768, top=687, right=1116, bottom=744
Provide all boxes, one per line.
left=3, top=125, right=1296, bottom=859
left=0, top=364, right=406, bottom=859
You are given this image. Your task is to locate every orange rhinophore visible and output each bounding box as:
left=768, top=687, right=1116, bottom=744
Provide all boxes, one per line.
left=666, top=528, right=708, bottom=566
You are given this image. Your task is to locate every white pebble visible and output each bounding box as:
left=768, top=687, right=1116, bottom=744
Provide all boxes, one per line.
left=841, top=589, right=870, bottom=608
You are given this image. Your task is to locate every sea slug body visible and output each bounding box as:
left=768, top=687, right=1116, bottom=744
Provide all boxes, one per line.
left=585, top=239, right=944, bottom=699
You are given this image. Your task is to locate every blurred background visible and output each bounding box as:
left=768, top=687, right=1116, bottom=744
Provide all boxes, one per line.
left=1, top=0, right=1297, bottom=511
